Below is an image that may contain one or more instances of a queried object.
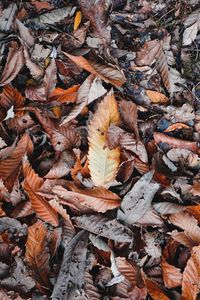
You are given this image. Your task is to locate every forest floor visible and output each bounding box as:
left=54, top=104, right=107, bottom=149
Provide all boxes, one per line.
left=0, top=0, right=200, bottom=299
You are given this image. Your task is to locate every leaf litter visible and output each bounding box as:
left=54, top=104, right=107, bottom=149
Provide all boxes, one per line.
left=0, top=0, right=199, bottom=299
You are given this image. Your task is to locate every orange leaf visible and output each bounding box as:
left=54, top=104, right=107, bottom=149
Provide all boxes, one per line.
left=182, top=245, right=200, bottom=300
left=186, top=204, right=200, bottom=222
left=0, top=133, right=33, bottom=191
left=25, top=220, right=50, bottom=288
left=164, top=122, right=189, bottom=132
left=0, top=84, right=25, bottom=110
left=23, top=159, right=59, bottom=226
left=162, top=259, right=182, bottom=288
left=74, top=11, right=82, bottom=31
left=63, top=52, right=126, bottom=87
left=49, top=85, right=79, bottom=103
left=115, top=257, right=141, bottom=287
left=146, top=90, right=169, bottom=104
left=144, top=277, right=170, bottom=300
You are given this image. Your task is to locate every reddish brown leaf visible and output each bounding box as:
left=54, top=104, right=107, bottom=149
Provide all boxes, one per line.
left=23, top=159, right=59, bottom=226
left=49, top=85, right=79, bottom=103
left=53, top=185, right=120, bottom=213
left=25, top=220, right=51, bottom=288
left=182, top=245, right=200, bottom=300
left=63, top=53, right=126, bottom=87
left=162, top=259, right=182, bottom=288
left=0, top=133, right=33, bottom=191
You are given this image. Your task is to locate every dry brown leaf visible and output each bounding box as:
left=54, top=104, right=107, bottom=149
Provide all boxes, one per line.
left=63, top=52, right=126, bottom=87
left=154, top=132, right=198, bottom=153
left=162, top=259, right=182, bottom=288
left=15, top=19, right=35, bottom=47
left=73, top=214, right=132, bottom=243
left=182, top=245, right=200, bottom=300
left=88, top=91, right=121, bottom=187
left=0, top=84, right=25, bottom=110
left=44, top=58, right=57, bottom=98
left=0, top=133, right=33, bottom=192
left=53, top=185, right=120, bottom=213
left=146, top=90, right=169, bottom=104
left=119, top=100, right=139, bottom=138
left=135, top=40, right=162, bottom=66
left=0, top=42, right=25, bottom=86
left=78, top=0, right=110, bottom=42
left=25, top=220, right=50, bottom=288
left=44, top=151, right=75, bottom=179
left=49, top=197, right=71, bottom=221
left=60, top=74, right=106, bottom=125
left=144, top=277, right=170, bottom=300
left=23, top=159, right=59, bottom=227
left=169, top=212, right=200, bottom=246
left=115, top=257, right=141, bottom=287
left=23, top=47, right=44, bottom=80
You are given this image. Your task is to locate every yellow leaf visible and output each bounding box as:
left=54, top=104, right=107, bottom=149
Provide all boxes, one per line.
left=74, top=11, right=82, bottom=31
left=146, top=90, right=169, bottom=104
left=88, top=91, right=121, bottom=187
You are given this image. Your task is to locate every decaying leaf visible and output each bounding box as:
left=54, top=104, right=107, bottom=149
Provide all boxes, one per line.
left=117, top=171, right=159, bottom=225
left=63, top=53, right=126, bottom=87
left=51, top=230, right=88, bottom=299
left=73, top=214, right=132, bottom=243
left=88, top=91, right=121, bottom=187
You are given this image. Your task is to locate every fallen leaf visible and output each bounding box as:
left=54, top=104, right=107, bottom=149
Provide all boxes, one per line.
left=135, top=40, right=162, bottom=66
left=51, top=231, right=88, bottom=299
left=117, top=171, right=159, bottom=225
left=15, top=19, right=35, bottom=47
left=0, top=42, right=24, bottom=86
left=78, top=0, right=111, bottom=42
left=146, top=90, right=169, bottom=104
left=74, top=11, right=82, bottom=31
left=53, top=184, right=120, bottom=213
left=63, top=52, right=126, bottom=87
left=25, top=220, right=50, bottom=288
left=0, top=133, right=33, bottom=191
left=162, top=259, right=182, bottom=288
left=183, top=22, right=198, bottom=46
left=154, top=132, right=198, bottom=153
left=182, top=245, right=200, bottom=300
left=73, top=214, right=132, bottom=243
left=0, top=3, right=17, bottom=32
left=49, top=85, right=79, bottom=103
left=169, top=212, right=200, bottom=246
left=23, top=158, right=59, bottom=227
left=88, top=91, right=121, bottom=187
left=44, top=58, right=57, bottom=98
left=60, top=74, right=106, bottom=125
